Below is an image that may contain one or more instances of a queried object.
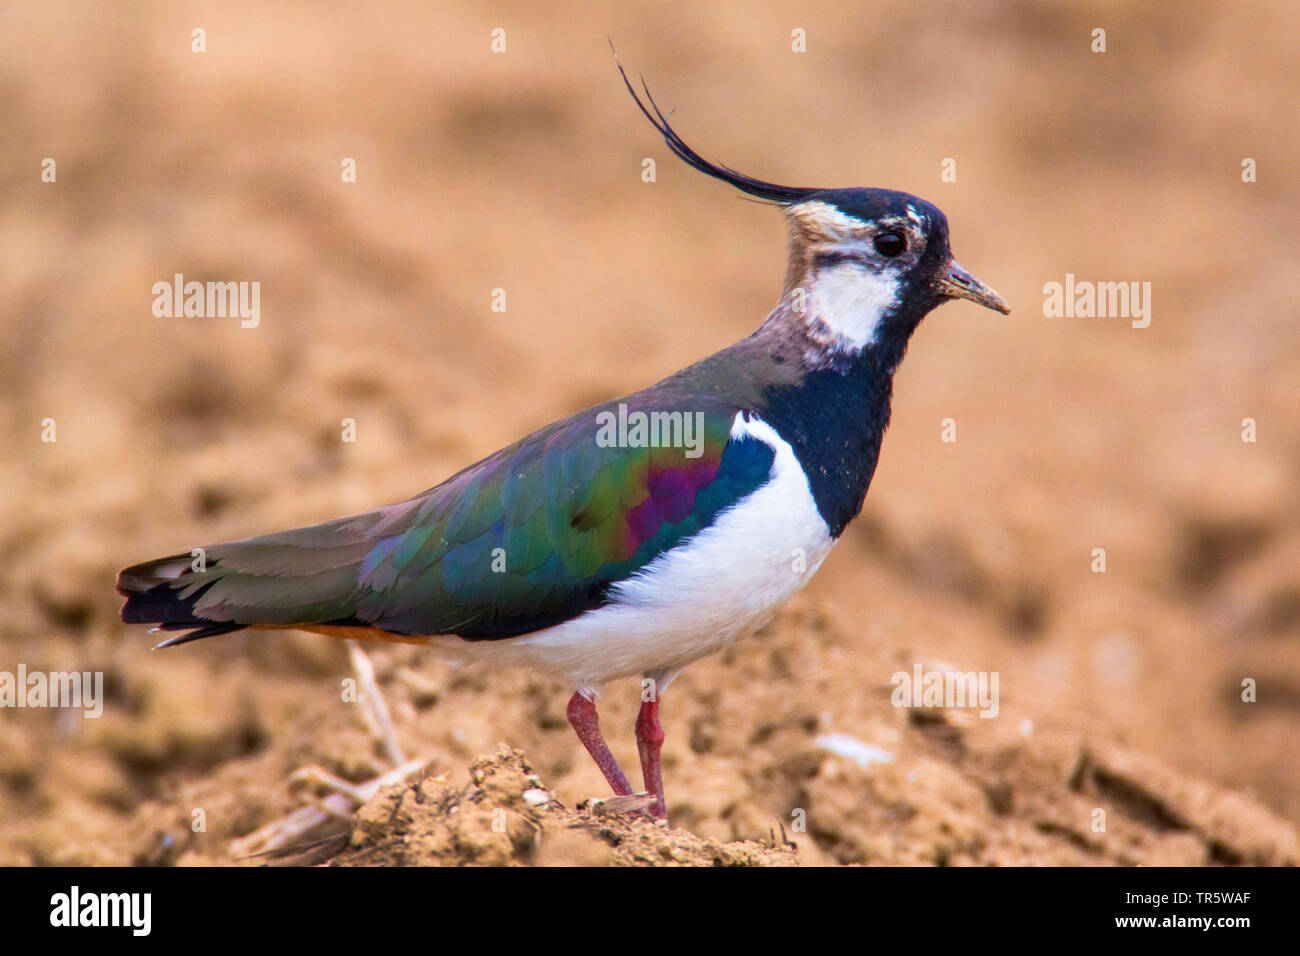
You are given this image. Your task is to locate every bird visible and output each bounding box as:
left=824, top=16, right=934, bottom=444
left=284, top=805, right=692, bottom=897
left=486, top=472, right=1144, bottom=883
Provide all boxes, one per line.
left=117, top=60, right=1009, bottom=824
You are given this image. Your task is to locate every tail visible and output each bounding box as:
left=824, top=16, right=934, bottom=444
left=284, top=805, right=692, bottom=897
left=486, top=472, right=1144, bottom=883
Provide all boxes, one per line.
left=118, top=553, right=251, bottom=646
left=117, top=517, right=382, bottom=647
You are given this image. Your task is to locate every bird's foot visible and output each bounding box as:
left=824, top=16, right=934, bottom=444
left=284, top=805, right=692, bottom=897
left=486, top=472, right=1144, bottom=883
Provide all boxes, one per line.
left=635, top=696, right=668, bottom=821
left=566, top=691, right=635, bottom=796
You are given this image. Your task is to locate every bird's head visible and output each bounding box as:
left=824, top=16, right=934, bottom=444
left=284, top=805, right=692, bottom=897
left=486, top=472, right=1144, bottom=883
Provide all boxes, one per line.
left=779, top=188, right=1008, bottom=356
left=616, top=58, right=1009, bottom=364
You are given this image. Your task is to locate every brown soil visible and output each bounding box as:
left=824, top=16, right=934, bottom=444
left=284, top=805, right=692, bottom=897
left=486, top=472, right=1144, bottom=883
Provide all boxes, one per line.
left=2, top=1, right=1297, bottom=866
left=333, top=747, right=799, bottom=868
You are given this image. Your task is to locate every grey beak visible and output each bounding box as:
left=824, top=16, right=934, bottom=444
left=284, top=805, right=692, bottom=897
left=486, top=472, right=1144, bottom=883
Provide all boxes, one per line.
left=936, top=261, right=1010, bottom=314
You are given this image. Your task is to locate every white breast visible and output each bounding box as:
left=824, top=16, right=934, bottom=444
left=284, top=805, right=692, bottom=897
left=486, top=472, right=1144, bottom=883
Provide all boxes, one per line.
left=426, top=412, right=835, bottom=693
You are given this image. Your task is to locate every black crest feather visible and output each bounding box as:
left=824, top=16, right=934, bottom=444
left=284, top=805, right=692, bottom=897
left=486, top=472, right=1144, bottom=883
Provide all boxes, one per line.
left=612, top=42, right=817, bottom=206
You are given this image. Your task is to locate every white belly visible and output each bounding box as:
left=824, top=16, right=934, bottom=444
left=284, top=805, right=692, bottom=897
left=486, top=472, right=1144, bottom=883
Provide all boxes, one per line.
left=424, top=413, right=835, bottom=693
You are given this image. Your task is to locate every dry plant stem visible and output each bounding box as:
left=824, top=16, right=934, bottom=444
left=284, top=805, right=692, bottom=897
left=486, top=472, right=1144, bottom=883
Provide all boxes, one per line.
left=229, top=756, right=431, bottom=858
left=347, top=640, right=406, bottom=765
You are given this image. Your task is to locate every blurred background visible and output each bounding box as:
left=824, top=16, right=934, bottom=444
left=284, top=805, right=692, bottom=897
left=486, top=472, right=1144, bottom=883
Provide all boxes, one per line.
left=1, top=0, right=1297, bottom=865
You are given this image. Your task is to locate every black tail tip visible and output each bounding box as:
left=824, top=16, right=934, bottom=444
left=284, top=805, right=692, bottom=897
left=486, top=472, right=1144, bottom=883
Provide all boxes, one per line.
left=117, top=556, right=246, bottom=646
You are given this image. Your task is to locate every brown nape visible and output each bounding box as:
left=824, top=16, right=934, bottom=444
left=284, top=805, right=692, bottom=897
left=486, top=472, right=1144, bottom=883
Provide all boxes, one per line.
left=745, top=203, right=869, bottom=360
left=780, top=201, right=838, bottom=297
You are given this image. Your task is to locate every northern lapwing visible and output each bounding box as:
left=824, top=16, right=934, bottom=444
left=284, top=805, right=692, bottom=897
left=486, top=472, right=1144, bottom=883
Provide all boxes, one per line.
left=117, top=62, right=1009, bottom=822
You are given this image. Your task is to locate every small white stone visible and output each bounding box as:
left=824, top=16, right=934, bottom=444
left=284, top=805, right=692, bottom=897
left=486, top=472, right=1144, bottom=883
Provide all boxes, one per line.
left=816, top=733, right=895, bottom=768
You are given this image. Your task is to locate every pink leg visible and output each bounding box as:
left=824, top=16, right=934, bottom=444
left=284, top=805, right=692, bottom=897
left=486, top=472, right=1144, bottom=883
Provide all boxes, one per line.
left=566, top=691, right=633, bottom=796
left=636, top=696, right=667, bottom=820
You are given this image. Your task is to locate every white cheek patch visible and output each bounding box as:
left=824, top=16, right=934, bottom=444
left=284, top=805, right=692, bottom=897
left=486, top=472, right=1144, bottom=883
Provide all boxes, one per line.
left=808, top=261, right=900, bottom=350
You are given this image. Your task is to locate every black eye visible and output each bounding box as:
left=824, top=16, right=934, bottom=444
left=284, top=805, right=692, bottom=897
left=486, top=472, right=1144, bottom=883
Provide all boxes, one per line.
left=873, top=232, right=906, bottom=257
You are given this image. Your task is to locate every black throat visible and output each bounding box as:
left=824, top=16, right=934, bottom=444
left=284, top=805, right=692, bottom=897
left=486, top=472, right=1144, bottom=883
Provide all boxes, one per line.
left=755, top=335, right=908, bottom=538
